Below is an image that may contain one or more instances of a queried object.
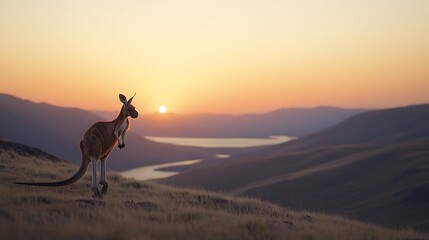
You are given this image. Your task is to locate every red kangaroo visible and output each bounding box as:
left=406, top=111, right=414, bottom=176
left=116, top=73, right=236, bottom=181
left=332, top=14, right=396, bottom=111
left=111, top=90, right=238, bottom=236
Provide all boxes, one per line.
left=14, top=94, right=139, bottom=198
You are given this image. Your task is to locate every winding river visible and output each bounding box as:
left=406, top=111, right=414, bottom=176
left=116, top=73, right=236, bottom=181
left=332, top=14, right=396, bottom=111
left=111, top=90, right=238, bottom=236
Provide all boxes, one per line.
left=119, top=136, right=294, bottom=181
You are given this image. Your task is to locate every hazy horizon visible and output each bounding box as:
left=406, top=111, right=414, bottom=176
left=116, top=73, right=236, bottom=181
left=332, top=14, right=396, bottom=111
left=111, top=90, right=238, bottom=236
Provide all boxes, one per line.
left=5, top=92, right=429, bottom=116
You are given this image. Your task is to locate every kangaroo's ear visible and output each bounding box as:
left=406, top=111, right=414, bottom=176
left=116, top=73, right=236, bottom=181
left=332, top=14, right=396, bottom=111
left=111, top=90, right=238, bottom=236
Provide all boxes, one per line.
left=119, top=94, right=127, bottom=104
left=127, top=93, right=136, bottom=104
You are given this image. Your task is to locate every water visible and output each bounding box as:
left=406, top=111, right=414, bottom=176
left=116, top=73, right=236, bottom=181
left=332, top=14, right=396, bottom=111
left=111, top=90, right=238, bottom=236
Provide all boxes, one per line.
left=144, top=136, right=294, bottom=148
left=120, top=136, right=295, bottom=181
left=120, top=159, right=202, bottom=181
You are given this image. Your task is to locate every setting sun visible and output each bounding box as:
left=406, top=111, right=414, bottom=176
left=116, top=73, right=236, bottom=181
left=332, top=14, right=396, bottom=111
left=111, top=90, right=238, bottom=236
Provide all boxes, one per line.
left=159, top=106, right=167, bottom=114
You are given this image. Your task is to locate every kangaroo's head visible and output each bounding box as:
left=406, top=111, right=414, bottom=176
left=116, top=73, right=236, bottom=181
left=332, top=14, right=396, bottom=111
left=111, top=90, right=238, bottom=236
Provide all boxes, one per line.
left=119, top=94, right=139, bottom=119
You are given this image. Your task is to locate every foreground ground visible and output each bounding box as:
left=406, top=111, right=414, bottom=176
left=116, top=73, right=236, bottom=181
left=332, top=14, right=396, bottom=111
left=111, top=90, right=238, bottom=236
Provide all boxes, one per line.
left=0, top=141, right=426, bottom=240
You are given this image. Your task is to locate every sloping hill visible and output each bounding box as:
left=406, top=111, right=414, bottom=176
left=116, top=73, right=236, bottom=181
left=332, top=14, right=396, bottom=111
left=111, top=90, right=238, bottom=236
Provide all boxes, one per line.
left=274, top=103, right=429, bottom=152
left=161, top=144, right=379, bottom=191
left=96, top=106, right=368, bottom=138
left=0, top=94, right=209, bottom=170
left=0, top=138, right=63, bottom=162
left=162, top=137, right=429, bottom=230
left=240, top=138, right=429, bottom=230
left=0, top=140, right=423, bottom=240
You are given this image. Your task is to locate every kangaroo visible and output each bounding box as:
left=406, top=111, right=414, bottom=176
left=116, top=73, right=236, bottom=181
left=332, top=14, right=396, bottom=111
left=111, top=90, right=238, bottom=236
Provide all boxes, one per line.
left=14, top=93, right=139, bottom=198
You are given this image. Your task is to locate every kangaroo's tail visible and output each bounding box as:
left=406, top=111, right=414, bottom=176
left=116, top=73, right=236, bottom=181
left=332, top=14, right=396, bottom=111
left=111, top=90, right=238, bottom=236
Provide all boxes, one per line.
left=14, top=142, right=90, bottom=187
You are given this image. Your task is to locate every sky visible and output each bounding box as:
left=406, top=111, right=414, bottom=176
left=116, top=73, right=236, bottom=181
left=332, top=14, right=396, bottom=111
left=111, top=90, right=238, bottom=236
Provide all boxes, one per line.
left=1, top=0, right=428, bottom=114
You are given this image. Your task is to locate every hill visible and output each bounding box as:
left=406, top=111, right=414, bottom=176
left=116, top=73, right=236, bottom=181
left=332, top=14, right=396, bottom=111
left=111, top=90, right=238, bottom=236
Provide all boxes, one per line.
left=162, top=104, right=429, bottom=230
left=0, top=94, right=213, bottom=170
left=273, top=103, right=429, bottom=152
left=163, top=139, right=429, bottom=230
left=0, top=140, right=423, bottom=240
left=95, top=106, right=367, bottom=138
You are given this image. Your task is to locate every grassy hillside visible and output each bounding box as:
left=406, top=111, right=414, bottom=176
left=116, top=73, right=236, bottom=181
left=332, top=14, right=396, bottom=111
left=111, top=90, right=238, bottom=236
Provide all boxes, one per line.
left=0, top=141, right=424, bottom=239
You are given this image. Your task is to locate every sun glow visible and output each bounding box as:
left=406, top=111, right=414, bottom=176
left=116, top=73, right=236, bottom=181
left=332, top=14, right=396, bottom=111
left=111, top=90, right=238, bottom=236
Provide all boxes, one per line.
left=158, top=106, right=167, bottom=114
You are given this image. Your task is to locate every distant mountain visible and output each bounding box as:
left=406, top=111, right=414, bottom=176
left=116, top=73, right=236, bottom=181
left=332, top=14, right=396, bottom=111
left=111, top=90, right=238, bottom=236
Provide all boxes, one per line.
left=271, top=103, right=429, bottom=152
left=162, top=104, right=429, bottom=230
left=0, top=94, right=210, bottom=170
left=95, top=106, right=368, bottom=138
left=228, top=103, right=429, bottom=160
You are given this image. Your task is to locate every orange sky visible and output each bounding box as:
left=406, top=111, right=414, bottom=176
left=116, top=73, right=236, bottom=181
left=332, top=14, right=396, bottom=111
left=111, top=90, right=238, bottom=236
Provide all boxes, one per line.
left=1, top=1, right=429, bottom=114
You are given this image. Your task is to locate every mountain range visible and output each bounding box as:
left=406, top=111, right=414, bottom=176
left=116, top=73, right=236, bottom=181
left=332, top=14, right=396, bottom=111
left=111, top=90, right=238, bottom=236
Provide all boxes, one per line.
left=95, top=107, right=368, bottom=138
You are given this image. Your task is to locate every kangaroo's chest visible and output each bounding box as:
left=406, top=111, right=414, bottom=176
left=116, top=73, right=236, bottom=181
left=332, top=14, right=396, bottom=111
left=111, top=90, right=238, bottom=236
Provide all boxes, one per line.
left=115, top=119, right=129, bottom=135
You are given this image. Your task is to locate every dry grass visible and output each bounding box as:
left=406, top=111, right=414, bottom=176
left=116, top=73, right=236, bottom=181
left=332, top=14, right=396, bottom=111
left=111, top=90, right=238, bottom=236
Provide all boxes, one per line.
left=0, top=150, right=426, bottom=240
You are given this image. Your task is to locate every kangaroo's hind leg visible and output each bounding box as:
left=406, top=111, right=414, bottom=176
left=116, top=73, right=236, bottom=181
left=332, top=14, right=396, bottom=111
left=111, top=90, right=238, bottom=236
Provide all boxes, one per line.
left=90, top=157, right=101, bottom=198
left=100, top=159, right=108, bottom=194
left=99, top=150, right=111, bottom=195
